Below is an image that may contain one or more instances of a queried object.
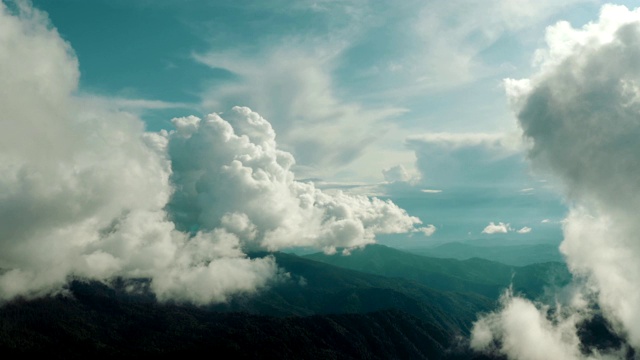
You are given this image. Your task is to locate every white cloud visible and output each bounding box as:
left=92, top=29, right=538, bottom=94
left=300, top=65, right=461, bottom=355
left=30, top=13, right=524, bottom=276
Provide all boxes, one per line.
left=482, top=222, right=510, bottom=234
left=0, top=3, right=432, bottom=304
left=420, top=189, right=442, bottom=194
left=0, top=2, right=174, bottom=300
left=167, top=107, right=431, bottom=254
left=471, top=289, right=592, bottom=360
left=473, top=4, right=640, bottom=357
left=516, top=226, right=532, bottom=234
left=416, top=224, right=437, bottom=237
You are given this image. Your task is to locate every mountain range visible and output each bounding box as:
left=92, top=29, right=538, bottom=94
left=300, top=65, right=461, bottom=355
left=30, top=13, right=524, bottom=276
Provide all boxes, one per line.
left=0, top=244, right=584, bottom=358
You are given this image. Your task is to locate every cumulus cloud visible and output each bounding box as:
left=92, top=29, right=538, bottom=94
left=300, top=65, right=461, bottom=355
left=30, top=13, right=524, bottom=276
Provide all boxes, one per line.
left=0, top=3, right=430, bottom=304
left=472, top=4, right=640, bottom=358
left=0, top=1, right=175, bottom=300
left=516, top=226, right=532, bottom=234
left=482, top=222, right=510, bottom=234
left=167, top=107, right=432, bottom=253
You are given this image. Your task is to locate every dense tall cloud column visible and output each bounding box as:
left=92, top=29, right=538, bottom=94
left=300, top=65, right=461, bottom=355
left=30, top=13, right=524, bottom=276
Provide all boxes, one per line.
left=0, top=2, right=173, bottom=299
left=472, top=5, right=640, bottom=359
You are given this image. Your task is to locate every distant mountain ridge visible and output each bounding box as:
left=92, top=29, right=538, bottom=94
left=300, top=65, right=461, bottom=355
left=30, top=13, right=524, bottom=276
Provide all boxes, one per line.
left=303, top=244, right=571, bottom=300
left=407, top=241, right=564, bottom=266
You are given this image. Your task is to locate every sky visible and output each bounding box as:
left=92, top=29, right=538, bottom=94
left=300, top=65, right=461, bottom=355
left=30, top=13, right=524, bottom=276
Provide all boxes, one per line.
left=4, top=1, right=640, bottom=357
left=23, top=0, right=634, bottom=245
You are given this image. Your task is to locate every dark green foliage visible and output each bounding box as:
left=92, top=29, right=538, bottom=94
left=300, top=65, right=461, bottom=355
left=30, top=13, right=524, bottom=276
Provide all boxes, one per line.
left=0, top=284, right=450, bottom=359
left=0, top=256, right=490, bottom=359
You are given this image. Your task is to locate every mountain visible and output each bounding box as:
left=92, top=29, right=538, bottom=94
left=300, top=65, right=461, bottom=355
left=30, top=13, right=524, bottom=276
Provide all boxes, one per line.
left=408, top=242, right=564, bottom=266
left=0, top=282, right=463, bottom=359
left=0, top=252, right=497, bottom=358
left=303, top=244, right=571, bottom=300
left=212, top=252, right=493, bottom=335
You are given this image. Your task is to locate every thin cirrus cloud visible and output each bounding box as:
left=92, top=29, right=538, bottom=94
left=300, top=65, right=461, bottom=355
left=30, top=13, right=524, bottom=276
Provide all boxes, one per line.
left=472, top=4, right=640, bottom=359
left=0, top=3, right=434, bottom=304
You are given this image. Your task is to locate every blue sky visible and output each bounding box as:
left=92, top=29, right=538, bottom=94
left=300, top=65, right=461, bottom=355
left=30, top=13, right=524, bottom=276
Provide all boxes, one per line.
left=21, top=0, right=636, bottom=244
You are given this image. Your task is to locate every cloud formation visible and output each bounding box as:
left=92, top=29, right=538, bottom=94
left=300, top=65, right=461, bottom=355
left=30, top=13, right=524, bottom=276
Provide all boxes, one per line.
left=167, top=107, right=433, bottom=253
left=471, top=289, right=593, bottom=360
left=195, top=47, right=408, bottom=181
left=482, top=222, right=510, bottom=234
left=0, top=3, right=429, bottom=304
left=472, top=4, right=640, bottom=358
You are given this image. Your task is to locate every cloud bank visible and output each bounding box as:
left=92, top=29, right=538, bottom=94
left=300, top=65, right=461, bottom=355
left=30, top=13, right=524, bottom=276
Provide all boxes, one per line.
left=472, top=4, right=640, bottom=359
left=0, top=2, right=429, bottom=304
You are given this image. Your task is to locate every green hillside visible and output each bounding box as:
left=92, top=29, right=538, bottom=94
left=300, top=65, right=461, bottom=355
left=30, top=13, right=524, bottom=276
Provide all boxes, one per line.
left=304, top=244, right=571, bottom=300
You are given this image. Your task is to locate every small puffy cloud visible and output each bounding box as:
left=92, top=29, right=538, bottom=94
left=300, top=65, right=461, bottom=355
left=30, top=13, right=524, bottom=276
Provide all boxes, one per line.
left=482, top=222, right=510, bottom=234
left=516, top=226, right=532, bottom=234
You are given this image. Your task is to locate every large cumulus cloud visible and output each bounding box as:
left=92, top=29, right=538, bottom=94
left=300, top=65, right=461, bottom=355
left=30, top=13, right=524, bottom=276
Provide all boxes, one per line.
left=472, top=4, right=640, bottom=359
left=167, top=107, right=432, bottom=254
left=0, top=2, right=428, bottom=304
